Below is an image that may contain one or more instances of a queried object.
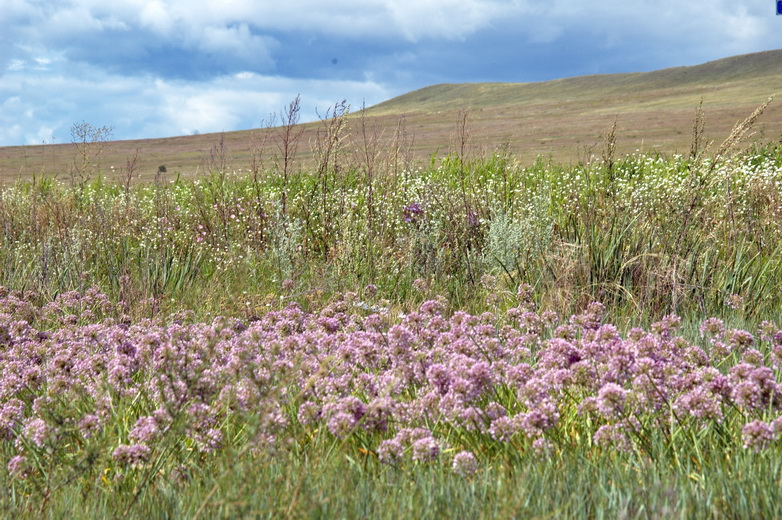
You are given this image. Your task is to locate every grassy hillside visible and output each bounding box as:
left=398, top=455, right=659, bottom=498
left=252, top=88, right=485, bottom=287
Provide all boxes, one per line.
left=1, top=49, right=781, bottom=183
left=3, top=50, right=782, bottom=519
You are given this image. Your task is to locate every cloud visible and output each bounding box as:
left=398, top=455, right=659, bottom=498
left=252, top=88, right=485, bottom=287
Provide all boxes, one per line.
left=1, top=0, right=781, bottom=146
left=0, top=63, right=390, bottom=146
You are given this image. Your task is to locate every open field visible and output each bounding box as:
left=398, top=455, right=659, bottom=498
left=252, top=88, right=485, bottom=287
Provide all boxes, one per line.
left=2, top=100, right=782, bottom=515
left=1, top=49, right=782, bottom=183
left=2, top=50, right=782, bottom=518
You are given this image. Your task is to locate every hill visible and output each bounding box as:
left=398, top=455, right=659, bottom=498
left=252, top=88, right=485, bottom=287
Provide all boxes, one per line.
left=1, top=49, right=781, bottom=182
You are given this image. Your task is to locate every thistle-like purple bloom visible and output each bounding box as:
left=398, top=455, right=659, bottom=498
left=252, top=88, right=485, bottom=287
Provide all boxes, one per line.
left=452, top=451, right=478, bottom=476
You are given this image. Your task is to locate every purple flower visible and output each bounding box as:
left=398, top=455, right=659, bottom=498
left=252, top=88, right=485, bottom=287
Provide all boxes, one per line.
left=673, top=386, right=723, bottom=423
left=593, top=424, right=631, bottom=452
left=742, top=420, right=775, bottom=452
left=7, top=455, right=29, bottom=479
left=489, top=416, right=517, bottom=442
left=700, top=318, right=725, bottom=339
left=378, top=438, right=404, bottom=464
left=0, top=399, right=25, bottom=440
left=23, top=417, right=51, bottom=448
left=78, top=414, right=103, bottom=439
left=597, top=383, right=628, bottom=418
left=403, top=202, right=424, bottom=224
left=129, top=416, right=160, bottom=443
left=297, top=401, right=321, bottom=426
left=113, top=443, right=151, bottom=466
left=327, top=412, right=358, bottom=438
left=411, top=436, right=440, bottom=462
left=452, top=451, right=478, bottom=476
left=727, top=329, right=754, bottom=349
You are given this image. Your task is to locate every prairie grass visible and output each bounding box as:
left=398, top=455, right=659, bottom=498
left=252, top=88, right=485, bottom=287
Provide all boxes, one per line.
left=3, top=128, right=782, bottom=517
left=2, top=136, right=782, bottom=325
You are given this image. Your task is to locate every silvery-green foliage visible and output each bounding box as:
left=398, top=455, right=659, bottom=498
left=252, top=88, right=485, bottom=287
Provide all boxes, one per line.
left=269, top=213, right=303, bottom=280
left=485, top=188, right=552, bottom=276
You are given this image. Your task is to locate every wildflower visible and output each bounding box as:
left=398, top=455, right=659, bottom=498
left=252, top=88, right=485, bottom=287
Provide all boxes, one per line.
left=727, top=329, right=754, bottom=349
left=650, top=314, right=682, bottom=339
left=129, top=416, right=160, bottom=443
left=412, top=278, right=428, bottom=292
left=673, top=386, right=723, bottom=423
left=297, top=401, right=321, bottom=426
left=378, top=439, right=404, bottom=464
left=78, top=414, right=103, bottom=439
left=403, top=202, right=424, bottom=224
left=489, top=416, right=516, bottom=442
left=531, top=437, right=552, bottom=456
left=732, top=380, right=762, bottom=411
left=411, top=436, right=440, bottom=462
left=23, top=418, right=51, bottom=448
left=7, top=455, right=29, bottom=479
left=742, top=420, right=775, bottom=452
left=593, top=424, right=631, bottom=452
left=452, top=451, right=478, bottom=476
left=480, top=274, right=497, bottom=290
left=0, top=399, right=25, bottom=440
left=113, top=444, right=151, bottom=467
left=597, top=383, right=628, bottom=418
left=420, top=299, right=444, bottom=315
left=700, top=318, right=725, bottom=339
left=741, top=348, right=764, bottom=366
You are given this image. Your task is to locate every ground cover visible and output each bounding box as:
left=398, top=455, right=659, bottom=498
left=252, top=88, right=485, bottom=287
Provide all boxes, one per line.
left=2, top=112, right=782, bottom=516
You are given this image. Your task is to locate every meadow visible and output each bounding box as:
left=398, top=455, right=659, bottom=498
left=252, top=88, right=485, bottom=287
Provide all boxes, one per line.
left=2, top=102, right=782, bottom=517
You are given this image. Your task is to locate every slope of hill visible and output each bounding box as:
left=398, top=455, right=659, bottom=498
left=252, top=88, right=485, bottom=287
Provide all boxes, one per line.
left=1, top=49, right=781, bottom=182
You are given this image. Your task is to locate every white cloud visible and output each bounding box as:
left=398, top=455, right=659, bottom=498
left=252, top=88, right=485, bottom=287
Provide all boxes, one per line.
left=1, top=0, right=782, bottom=147
left=139, top=1, right=175, bottom=34
left=0, top=64, right=390, bottom=146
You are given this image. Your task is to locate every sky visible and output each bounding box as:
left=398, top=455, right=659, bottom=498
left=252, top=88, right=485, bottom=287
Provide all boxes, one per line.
left=1, top=0, right=781, bottom=147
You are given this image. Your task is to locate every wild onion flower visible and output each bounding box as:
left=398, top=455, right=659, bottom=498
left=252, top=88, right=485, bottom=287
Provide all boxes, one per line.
left=78, top=414, right=103, bottom=439
left=129, top=416, right=160, bottom=443
left=593, top=423, right=631, bottom=452
left=597, top=383, right=629, bottom=419
left=378, top=438, right=404, bottom=464
left=411, top=436, right=440, bottom=462
left=742, top=420, right=775, bottom=452
left=22, top=418, right=51, bottom=448
left=7, top=455, right=29, bottom=479
left=113, top=444, right=151, bottom=467
left=452, top=451, right=478, bottom=476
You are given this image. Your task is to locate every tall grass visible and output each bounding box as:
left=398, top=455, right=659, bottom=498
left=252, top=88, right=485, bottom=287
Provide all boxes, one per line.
left=3, top=126, right=782, bottom=517
left=2, top=137, right=782, bottom=325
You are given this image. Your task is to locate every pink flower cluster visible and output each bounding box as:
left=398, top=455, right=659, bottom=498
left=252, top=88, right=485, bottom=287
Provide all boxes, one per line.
left=2, top=287, right=782, bottom=480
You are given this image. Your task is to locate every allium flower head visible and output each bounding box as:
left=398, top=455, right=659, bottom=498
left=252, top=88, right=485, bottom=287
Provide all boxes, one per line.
left=411, top=436, right=440, bottom=462
left=742, top=420, right=775, bottom=452
left=452, top=451, right=478, bottom=476
left=113, top=443, right=151, bottom=467
left=593, top=423, right=631, bottom=452
left=78, top=414, right=103, bottom=439
left=7, top=455, right=29, bottom=479
left=727, top=329, right=754, bottom=349
left=23, top=417, right=51, bottom=448
left=378, top=438, right=404, bottom=464
left=489, top=416, right=517, bottom=442
left=480, top=274, right=497, bottom=290
left=129, top=416, right=160, bottom=443
left=597, top=383, right=628, bottom=418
